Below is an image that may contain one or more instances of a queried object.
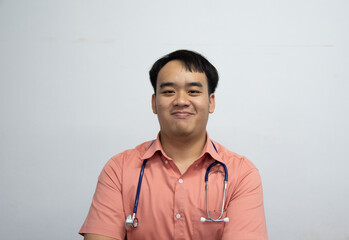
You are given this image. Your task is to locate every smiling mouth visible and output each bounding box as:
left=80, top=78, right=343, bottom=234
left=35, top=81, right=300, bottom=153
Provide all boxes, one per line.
left=171, top=111, right=194, bottom=119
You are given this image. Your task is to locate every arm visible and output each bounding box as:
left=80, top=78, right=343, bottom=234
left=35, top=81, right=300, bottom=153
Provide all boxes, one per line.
left=84, top=233, right=119, bottom=240
left=79, top=157, right=126, bottom=239
left=222, top=168, right=268, bottom=240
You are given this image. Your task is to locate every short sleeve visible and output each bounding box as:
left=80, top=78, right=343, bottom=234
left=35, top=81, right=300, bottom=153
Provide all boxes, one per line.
left=79, top=156, right=126, bottom=239
left=222, top=160, right=268, bottom=240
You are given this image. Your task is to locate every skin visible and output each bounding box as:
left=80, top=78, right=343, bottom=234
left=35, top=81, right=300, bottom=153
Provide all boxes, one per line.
left=84, top=233, right=118, bottom=240
left=152, top=60, right=215, bottom=173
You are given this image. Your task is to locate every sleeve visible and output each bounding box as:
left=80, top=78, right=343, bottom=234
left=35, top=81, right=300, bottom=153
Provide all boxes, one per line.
left=79, top=155, right=126, bottom=240
left=222, top=159, right=268, bottom=240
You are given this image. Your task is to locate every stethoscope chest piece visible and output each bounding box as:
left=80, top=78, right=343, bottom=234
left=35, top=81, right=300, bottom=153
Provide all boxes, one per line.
left=125, top=214, right=139, bottom=231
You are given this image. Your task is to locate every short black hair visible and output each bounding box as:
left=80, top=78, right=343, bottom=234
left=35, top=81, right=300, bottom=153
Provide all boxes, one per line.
left=149, top=49, right=219, bottom=94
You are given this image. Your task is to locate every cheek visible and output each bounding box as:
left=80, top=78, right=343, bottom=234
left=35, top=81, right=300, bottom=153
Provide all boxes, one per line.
left=155, top=101, right=169, bottom=114
left=156, top=102, right=165, bottom=110
left=193, top=99, right=210, bottom=111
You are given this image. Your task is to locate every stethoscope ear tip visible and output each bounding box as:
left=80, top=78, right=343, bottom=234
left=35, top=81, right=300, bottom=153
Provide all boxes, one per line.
left=200, top=217, right=206, bottom=222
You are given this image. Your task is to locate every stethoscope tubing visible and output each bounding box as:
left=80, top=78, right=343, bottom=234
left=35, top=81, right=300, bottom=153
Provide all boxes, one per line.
left=133, top=159, right=148, bottom=214
left=205, top=160, right=228, bottom=222
left=205, top=160, right=228, bottom=182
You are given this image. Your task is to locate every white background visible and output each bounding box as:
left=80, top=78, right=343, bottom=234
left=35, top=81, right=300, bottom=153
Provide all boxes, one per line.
left=1, top=0, right=348, bottom=239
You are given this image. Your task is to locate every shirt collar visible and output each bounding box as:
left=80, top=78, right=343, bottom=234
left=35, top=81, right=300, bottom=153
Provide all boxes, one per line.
left=141, top=132, right=223, bottom=162
left=141, top=133, right=164, bottom=160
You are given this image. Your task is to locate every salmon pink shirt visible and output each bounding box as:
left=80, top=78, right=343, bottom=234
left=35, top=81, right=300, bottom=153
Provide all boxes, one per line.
left=79, top=134, right=268, bottom=240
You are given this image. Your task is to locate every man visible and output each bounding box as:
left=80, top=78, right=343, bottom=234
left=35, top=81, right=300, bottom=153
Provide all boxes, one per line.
left=80, top=50, right=268, bottom=240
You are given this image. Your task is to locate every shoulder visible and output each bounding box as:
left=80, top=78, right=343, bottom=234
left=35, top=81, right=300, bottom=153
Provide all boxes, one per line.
left=103, top=140, right=154, bottom=171
left=211, top=140, right=258, bottom=173
left=211, top=141, right=263, bottom=194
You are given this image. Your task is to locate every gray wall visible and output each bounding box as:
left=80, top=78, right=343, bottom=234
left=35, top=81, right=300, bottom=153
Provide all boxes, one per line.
left=1, top=0, right=348, bottom=239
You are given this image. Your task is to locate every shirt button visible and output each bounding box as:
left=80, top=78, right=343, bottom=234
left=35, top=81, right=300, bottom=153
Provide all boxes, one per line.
left=176, top=213, right=181, bottom=219
left=178, top=178, right=183, bottom=183
left=164, top=160, right=168, bottom=164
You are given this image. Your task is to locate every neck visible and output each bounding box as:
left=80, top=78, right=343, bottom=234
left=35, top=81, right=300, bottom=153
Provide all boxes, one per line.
left=159, top=131, right=207, bottom=173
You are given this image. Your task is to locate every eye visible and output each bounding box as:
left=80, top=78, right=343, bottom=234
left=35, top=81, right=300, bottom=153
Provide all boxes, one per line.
left=188, top=90, right=201, bottom=95
left=161, top=90, right=175, bottom=95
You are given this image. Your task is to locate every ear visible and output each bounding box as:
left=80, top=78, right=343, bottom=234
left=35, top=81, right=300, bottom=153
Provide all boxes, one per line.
left=151, top=94, right=157, bottom=114
left=209, top=93, right=215, bottom=114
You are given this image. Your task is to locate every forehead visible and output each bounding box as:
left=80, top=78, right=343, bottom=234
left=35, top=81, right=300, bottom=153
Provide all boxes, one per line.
left=157, top=60, right=208, bottom=87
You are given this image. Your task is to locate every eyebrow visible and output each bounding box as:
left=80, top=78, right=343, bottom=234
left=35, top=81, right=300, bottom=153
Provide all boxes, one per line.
left=187, top=82, right=203, bottom=88
left=159, top=81, right=203, bottom=89
left=159, top=82, right=175, bottom=89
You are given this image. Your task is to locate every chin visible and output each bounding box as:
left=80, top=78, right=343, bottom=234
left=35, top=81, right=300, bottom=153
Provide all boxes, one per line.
left=166, top=127, right=193, bottom=138
left=173, top=127, right=200, bottom=138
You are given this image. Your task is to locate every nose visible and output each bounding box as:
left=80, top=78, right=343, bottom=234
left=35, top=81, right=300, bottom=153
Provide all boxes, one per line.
left=173, top=91, right=190, bottom=107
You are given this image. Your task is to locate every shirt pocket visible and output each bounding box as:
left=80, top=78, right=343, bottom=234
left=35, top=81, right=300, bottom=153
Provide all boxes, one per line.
left=191, top=207, right=227, bottom=239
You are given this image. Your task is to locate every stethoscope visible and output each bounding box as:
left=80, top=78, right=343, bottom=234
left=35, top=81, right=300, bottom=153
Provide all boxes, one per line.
left=125, top=141, right=229, bottom=231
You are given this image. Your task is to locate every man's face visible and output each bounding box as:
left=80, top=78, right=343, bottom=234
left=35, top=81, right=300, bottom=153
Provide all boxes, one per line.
left=152, top=60, right=215, bottom=139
